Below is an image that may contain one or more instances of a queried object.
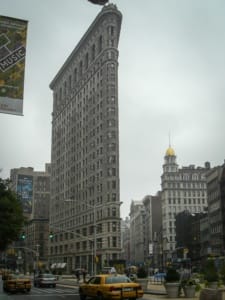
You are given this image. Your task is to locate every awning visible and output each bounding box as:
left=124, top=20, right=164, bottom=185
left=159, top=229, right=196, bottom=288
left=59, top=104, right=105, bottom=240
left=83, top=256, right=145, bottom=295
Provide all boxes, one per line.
left=50, top=263, right=56, bottom=269
left=57, top=262, right=66, bottom=268
left=51, top=262, right=67, bottom=269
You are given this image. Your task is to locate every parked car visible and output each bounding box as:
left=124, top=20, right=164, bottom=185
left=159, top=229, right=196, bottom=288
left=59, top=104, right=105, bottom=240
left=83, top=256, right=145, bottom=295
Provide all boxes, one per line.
left=2, top=271, right=12, bottom=281
left=3, top=274, right=31, bottom=293
left=79, top=274, right=144, bottom=300
left=34, top=273, right=56, bottom=288
left=153, top=272, right=166, bottom=281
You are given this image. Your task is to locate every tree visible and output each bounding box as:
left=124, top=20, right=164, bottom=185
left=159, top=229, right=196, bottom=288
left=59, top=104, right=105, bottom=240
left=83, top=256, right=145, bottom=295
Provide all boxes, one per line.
left=0, top=178, right=25, bottom=251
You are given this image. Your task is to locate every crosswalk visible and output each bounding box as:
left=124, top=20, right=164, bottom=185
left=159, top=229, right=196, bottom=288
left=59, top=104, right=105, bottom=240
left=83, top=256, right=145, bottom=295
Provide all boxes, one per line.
left=0, top=286, right=78, bottom=300
left=29, top=286, right=79, bottom=295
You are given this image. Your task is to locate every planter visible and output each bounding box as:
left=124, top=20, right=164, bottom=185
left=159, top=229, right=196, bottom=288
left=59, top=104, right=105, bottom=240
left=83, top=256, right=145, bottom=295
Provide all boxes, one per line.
left=165, top=282, right=180, bottom=298
left=183, top=285, right=196, bottom=298
left=136, top=278, right=149, bottom=292
left=207, top=281, right=218, bottom=289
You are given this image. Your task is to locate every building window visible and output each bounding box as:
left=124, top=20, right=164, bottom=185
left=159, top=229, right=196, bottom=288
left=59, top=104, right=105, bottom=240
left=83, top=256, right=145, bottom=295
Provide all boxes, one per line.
left=112, top=207, right=116, bottom=217
left=74, top=68, right=77, bottom=83
left=85, top=52, right=89, bottom=69
left=98, top=35, right=103, bottom=53
left=92, top=44, right=95, bottom=60
left=79, top=61, right=83, bottom=77
left=64, top=80, right=67, bottom=97
left=112, top=236, right=117, bottom=247
left=112, top=222, right=117, bottom=232
left=69, top=75, right=72, bottom=90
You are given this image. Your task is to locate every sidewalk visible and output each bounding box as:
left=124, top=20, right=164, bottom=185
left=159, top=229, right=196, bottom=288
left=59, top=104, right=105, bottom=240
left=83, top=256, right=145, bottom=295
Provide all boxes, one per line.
left=145, top=282, right=200, bottom=299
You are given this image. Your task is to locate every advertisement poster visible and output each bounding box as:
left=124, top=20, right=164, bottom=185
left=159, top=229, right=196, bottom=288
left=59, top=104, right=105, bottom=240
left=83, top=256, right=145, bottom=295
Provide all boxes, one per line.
left=17, top=174, right=33, bottom=214
left=0, top=15, right=28, bottom=115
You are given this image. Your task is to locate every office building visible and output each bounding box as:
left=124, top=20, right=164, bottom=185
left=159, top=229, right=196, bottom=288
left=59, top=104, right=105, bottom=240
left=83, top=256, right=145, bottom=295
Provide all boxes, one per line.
left=206, top=163, right=225, bottom=256
left=49, top=4, right=122, bottom=273
left=10, top=164, right=51, bottom=271
left=161, top=146, right=209, bottom=263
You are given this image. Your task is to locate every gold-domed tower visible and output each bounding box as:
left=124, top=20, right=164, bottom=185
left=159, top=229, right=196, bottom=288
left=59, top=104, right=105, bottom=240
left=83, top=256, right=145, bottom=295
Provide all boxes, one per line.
left=165, top=146, right=175, bottom=157
left=163, top=144, right=178, bottom=173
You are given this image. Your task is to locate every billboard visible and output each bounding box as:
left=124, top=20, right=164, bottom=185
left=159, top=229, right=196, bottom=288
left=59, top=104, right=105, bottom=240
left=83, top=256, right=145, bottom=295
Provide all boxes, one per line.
left=17, top=174, right=33, bottom=214
left=0, top=16, right=28, bottom=115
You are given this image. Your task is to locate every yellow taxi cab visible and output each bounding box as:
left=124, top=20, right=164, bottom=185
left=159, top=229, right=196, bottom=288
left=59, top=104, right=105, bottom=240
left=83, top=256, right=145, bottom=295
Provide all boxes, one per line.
left=79, top=274, right=144, bottom=300
left=2, top=270, right=11, bottom=280
left=3, top=273, right=31, bottom=293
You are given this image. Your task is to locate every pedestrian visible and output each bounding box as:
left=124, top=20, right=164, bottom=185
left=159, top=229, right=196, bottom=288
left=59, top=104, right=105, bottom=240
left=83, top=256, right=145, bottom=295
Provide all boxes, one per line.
left=82, top=268, right=87, bottom=282
left=75, top=269, right=80, bottom=283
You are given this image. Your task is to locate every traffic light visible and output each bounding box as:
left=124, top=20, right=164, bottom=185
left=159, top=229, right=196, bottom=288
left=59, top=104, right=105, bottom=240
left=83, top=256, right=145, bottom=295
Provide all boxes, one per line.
left=49, top=231, right=54, bottom=240
left=21, top=232, right=26, bottom=240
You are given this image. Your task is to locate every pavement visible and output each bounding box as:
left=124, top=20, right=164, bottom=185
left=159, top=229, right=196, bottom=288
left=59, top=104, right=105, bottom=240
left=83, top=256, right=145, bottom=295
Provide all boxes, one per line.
left=57, top=277, right=200, bottom=300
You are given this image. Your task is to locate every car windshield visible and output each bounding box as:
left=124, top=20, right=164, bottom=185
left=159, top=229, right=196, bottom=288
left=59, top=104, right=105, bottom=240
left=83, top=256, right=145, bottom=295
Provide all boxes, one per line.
left=41, top=274, right=55, bottom=278
left=105, top=276, right=131, bottom=284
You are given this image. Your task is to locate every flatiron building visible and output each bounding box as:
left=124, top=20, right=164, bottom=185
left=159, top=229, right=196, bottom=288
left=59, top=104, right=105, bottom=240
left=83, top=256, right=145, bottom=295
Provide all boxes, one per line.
left=49, top=4, right=122, bottom=273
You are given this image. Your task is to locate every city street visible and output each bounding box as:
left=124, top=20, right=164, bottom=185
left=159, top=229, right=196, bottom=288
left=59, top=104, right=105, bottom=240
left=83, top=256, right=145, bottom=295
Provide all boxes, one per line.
left=0, top=278, right=168, bottom=300
left=0, top=276, right=79, bottom=299
left=0, top=285, right=79, bottom=299
left=0, top=287, right=164, bottom=300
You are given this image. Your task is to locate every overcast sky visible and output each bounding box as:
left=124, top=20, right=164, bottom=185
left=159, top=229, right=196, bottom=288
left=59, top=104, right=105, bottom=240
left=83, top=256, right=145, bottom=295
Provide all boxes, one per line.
left=1, top=0, right=225, bottom=218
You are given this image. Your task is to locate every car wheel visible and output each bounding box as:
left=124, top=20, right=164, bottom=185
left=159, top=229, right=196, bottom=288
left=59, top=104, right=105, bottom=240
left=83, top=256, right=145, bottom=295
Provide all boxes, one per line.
left=79, top=288, right=87, bottom=300
left=97, top=292, right=104, bottom=300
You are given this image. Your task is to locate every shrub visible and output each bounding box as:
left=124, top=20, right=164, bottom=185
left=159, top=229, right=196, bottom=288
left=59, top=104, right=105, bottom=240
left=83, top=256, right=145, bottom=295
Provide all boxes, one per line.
left=203, top=260, right=219, bottom=282
left=137, top=267, right=148, bottom=278
left=220, top=262, right=225, bottom=283
left=181, top=278, right=201, bottom=291
left=165, top=268, right=180, bottom=282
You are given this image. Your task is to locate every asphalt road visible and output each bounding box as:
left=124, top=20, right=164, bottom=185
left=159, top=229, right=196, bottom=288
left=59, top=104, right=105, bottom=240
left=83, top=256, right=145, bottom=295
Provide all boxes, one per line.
left=0, top=278, right=161, bottom=300
left=0, top=281, right=80, bottom=300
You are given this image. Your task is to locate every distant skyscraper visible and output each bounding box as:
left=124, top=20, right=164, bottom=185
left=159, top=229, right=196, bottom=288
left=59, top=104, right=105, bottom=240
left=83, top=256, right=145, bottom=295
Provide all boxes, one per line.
left=10, top=165, right=51, bottom=219
left=10, top=164, right=51, bottom=267
left=49, top=4, right=122, bottom=273
left=161, top=146, right=210, bottom=262
left=129, top=194, right=162, bottom=266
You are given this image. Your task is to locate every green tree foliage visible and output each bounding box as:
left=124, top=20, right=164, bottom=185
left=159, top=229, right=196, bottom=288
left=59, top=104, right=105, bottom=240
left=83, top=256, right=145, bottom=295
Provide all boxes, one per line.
left=203, top=259, right=219, bottom=282
left=0, top=178, right=24, bottom=250
left=137, top=266, right=148, bottom=278
left=165, top=267, right=180, bottom=282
